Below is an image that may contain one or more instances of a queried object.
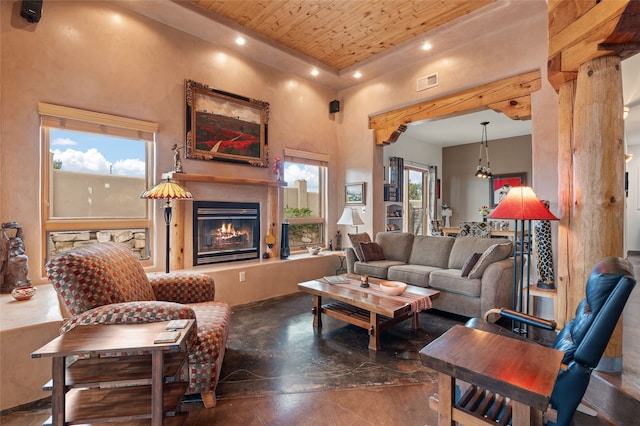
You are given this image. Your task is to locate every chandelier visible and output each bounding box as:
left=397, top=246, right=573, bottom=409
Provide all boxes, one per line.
left=474, top=121, right=492, bottom=178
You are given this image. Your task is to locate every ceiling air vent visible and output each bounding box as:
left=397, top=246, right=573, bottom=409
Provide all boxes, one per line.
left=417, top=73, right=439, bottom=92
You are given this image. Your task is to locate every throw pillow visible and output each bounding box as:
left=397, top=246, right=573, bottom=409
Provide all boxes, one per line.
left=468, top=243, right=512, bottom=279
left=360, top=242, right=386, bottom=262
left=461, top=252, right=482, bottom=277
left=348, top=233, right=372, bottom=261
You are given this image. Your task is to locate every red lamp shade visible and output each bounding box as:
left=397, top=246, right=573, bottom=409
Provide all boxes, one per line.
left=488, top=186, right=558, bottom=221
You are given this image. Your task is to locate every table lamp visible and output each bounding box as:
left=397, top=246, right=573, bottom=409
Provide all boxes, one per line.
left=488, top=186, right=558, bottom=334
left=337, top=207, right=364, bottom=233
left=141, top=177, right=193, bottom=273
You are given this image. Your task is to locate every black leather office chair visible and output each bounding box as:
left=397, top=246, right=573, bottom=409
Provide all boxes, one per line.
left=466, top=256, right=636, bottom=425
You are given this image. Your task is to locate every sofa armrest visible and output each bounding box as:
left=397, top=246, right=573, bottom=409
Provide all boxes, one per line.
left=479, top=257, right=519, bottom=315
left=345, top=247, right=357, bottom=274
left=148, top=272, right=215, bottom=303
left=61, top=300, right=196, bottom=334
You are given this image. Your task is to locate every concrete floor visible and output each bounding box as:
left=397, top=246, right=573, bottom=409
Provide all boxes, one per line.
left=1, top=289, right=626, bottom=425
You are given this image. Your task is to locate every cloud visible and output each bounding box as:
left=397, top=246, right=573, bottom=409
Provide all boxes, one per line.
left=52, top=148, right=111, bottom=174
left=113, top=158, right=145, bottom=176
left=285, top=164, right=319, bottom=192
left=52, top=137, right=77, bottom=146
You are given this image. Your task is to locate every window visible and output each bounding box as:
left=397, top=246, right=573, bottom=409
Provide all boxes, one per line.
left=39, top=103, right=156, bottom=262
left=282, top=148, right=328, bottom=249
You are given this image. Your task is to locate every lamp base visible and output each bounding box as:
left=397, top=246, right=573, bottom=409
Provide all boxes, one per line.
left=536, top=280, right=555, bottom=290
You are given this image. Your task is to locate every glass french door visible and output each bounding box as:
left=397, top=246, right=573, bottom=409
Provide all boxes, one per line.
left=404, top=165, right=438, bottom=236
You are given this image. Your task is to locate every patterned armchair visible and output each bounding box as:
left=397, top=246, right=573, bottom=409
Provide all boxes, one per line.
left=45, top=242, right=231, bottom=408
left=458, top=221, right=491, bottom=238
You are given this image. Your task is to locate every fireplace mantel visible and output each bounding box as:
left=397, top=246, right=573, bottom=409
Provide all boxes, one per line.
left=165, top=172, right=287, bottom=188
left=164, top=172, right=284, bottom=270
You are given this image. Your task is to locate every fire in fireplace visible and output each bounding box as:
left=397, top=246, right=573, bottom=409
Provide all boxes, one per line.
left=193, top=201, right=260, bottom=265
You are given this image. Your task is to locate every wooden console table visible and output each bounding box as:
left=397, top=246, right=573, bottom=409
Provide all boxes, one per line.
left=442, top=226, right=523, bottom=239
left=32, top=320, right=194, bottom=426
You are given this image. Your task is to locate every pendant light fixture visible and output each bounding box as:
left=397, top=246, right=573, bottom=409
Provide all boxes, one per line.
left=474, top=121, right=492, bottom=178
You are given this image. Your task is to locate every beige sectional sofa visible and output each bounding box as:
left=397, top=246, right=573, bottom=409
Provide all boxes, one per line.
left=345, top=232, right=515, bottom=318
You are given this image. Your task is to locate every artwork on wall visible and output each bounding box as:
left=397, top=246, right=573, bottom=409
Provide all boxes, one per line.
left=345, top=182, right=366, bottom=205
left=185, top=79, right=270, bottom=167
left=489, top=173, right=526, bottom=207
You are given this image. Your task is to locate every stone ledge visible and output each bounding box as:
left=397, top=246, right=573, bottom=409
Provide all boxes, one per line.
left=0, top=285, right=63, bottom=411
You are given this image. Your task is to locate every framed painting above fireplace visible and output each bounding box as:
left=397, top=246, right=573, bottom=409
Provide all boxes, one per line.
left=185, top=79, right=270, bottom=167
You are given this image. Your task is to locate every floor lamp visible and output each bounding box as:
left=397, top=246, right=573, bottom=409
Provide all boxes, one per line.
left=488, top=186, right=558, bottom=334
left=141, top=177, right=193, bottom=273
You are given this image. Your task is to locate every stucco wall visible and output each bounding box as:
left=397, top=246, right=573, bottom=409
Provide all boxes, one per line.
left=335, top=0, right=558, bottom=235
left=0, top=0, right=339, bottom=282
left=442, top=135, right=533, bottom=224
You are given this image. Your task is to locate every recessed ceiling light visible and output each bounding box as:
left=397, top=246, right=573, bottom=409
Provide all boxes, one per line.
left=310, top=68, right=319, bottom=76
left=422, top=42, right=432, bottom=51
left=235, top=36, right=246, bottom=46
left=354, top=71, right=362, bottom=79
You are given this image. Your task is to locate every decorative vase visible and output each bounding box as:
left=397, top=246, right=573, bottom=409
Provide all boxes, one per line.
left=11, top=285, right=36, bottom=301
left=482, top=217, right=487, bottom=223
left=280, top=222, right=290, bottom=259
left=535, top=201, right=555, bottom=289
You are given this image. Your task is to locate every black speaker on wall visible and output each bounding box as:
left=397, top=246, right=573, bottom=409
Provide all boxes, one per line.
left=21, top=0, right=42, bottom=23
left=329, top=100, right=340, bottom=114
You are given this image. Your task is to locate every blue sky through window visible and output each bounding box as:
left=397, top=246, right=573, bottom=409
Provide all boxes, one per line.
left=284, top=162, right=319, bottom=192
left=50, top=129, right=146, bottom=176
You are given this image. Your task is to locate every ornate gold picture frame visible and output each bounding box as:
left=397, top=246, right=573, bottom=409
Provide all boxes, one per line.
left=185, top=79, right=270, bottom=166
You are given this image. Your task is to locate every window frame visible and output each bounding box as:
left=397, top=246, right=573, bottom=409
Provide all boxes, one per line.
left=39, top=102, right=157, bottom=264
left=283, top=148, right=329, bottom=250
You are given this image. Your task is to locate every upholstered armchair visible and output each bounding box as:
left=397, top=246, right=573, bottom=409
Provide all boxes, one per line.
left=45, top=242, right=231, bottom=408
left=464, top=256, right=636, bottom=425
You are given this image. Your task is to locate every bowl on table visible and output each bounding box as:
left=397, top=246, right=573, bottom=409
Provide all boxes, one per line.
left=307, top=246, right=323, bottom=255
left=379, top=281, right=407, bottom=296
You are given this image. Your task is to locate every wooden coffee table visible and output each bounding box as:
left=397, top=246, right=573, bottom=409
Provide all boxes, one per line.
left=298, top=274, right=439, bottom=350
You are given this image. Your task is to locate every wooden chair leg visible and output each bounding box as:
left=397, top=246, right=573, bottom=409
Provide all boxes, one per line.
left=201, top=391, right=217, bottom=408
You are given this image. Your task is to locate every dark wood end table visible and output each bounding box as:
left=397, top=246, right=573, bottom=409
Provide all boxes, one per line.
left=419, top=324, right=564, bottom=426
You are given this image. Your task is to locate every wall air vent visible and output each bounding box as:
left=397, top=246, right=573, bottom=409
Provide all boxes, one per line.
left=417, top=72, right=439, bottom=92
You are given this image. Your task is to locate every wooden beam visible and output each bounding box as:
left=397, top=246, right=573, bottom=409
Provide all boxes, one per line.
left=369, top=70, right=540, bottom=145
left=547, top=0, right=640, bottom=91
left=487, top=95, right=532, bottom=120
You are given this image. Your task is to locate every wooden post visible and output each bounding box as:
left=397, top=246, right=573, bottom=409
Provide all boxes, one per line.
left=556, top=79, right=576, bottom=330
left=566, top=55, right=625, bottom=367
left=170, top=200, right=186, bottom=271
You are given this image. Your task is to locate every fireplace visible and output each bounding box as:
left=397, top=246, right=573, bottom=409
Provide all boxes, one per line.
left=193, top=201, right=260, bottom=265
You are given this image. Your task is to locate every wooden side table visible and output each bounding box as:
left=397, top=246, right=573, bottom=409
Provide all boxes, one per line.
left=420, top=325, right=563, bottom=426
left=528, top=285, right=560, bottom=328
left=32, top=320, right=194, bottom=426
left=330, top=251, right=347, bottom=274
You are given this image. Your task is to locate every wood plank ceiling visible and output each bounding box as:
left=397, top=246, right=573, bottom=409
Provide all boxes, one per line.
left=190, top=0, right=495, bottom=70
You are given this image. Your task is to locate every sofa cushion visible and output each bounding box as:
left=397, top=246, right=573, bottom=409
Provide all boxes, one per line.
left=388, top=264, right=443, bottom=287
left=461, top=252, right=482, bottom=277
left=360, top=241, right=385, bottom=262
left=469, top=243, right=512, bottom=279
left=354, top=260, right=405, bottom=279
left=429, top=269, right=482, bottom=297
left=407, top=235, right=455, bottom=268
left=448, top=237, right=511, bottom=269
left=375, top=232, right=415, bottom=262
left=348, top=233, right=372, bottom=261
